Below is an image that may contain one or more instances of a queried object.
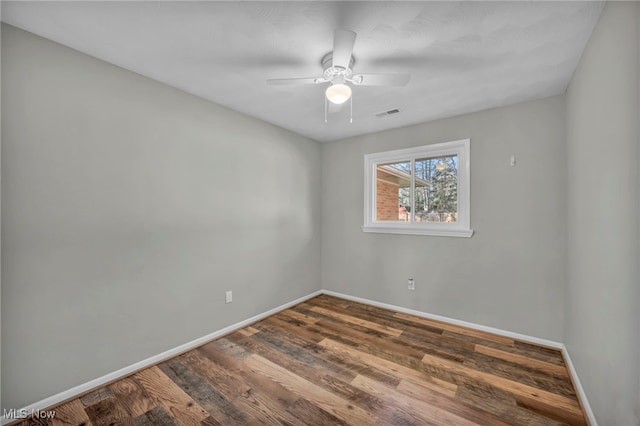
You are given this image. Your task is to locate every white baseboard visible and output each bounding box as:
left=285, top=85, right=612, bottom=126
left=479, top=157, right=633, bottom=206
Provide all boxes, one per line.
left=2, top=289, right=596, bottom=426
left=0, top=290, right=321, bottom=426
left=561, top=346, right=598, bottom=426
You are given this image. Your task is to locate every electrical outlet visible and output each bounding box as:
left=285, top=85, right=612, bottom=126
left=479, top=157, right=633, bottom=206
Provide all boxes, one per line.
left=408, top=278, right=415, bottom=290
left=225, top=290, right=233, bottom=304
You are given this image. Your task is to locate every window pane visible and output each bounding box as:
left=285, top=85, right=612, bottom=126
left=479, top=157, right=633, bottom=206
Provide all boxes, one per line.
left=376, top=161, right=411, bottom=221
left=414, top=155, right=458, bottom=223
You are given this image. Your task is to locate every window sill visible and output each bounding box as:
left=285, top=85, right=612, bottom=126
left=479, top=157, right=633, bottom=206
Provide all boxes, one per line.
left=362, top=225, right=474, bottom=238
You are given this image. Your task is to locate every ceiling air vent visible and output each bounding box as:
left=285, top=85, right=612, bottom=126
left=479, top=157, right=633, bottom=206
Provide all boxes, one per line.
left=375, top=108, right=401, bottom=117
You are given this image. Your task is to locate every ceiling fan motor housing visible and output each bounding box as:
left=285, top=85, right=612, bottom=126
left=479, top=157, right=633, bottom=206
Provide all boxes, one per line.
left=322, top=52, right=355, bottom=83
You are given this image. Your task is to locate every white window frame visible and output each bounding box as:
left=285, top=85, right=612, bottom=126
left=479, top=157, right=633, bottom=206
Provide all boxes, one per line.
left=363, top=139, right=473, bottom=237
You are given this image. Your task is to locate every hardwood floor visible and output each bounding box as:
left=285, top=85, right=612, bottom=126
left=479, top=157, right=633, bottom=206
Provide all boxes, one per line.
left=14, top=295, right=587, bottom=425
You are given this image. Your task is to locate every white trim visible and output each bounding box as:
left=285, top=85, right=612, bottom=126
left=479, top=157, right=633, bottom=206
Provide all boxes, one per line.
left=2, top=289, right=596, bottom=426
left=561, top=347, right=598, bottom=426
left=363, top=139, right=473, bottom=238
left=362, top=224, right=474, bottom=237
left=0, top=290, right=322, bottom=426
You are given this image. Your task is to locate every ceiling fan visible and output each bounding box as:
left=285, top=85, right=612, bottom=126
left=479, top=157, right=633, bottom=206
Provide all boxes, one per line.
left=267, top=29, right=411, bottom=122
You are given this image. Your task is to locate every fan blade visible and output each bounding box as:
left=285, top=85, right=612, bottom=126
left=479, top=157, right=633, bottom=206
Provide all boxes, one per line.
left=266, top=77, right=326, bottom=86
left=351, top=73, right=411, bottom=86
left=332, top=29, right=356, bottom=69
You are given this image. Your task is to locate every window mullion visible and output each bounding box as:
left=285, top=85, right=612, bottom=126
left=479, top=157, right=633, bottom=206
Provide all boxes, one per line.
left=410, top=158, right=415, bottom=223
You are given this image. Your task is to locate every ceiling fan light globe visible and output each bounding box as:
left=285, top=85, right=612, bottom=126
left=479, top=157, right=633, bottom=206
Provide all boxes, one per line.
left=326, top=83, right=352, bottom=104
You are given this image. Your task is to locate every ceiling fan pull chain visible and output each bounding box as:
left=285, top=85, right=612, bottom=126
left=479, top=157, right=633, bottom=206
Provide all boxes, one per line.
left=350, top=95, right=353, bottom=124
left=324, top=96, right=328, bottom=124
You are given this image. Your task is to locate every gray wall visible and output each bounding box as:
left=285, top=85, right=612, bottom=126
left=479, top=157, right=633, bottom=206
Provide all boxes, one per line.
left=321, top=96, right=566, bottom=342
left=0, top=5, right=3, bottom=413
left=565, top=2, right=640, bottom=424
left=1, top=24, right=321, bottom=410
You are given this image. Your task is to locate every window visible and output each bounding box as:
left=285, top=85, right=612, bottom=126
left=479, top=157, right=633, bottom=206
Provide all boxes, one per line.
left=363, top=139, right=473, bottom=237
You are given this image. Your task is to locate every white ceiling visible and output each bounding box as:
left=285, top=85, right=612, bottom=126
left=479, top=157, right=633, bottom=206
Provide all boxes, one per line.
left=2, top=1, right=604, bottom=142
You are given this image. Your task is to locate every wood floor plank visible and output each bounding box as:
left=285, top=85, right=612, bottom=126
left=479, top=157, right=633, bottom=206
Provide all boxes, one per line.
left=463, top=351, right=576, bottom=398
left=302, top=295, right=351, bottom=310
left=134, top=366, right=211, bottom=425
left=50, top=399, right=93, bottom=426
left=278, top=309, right=320, bottom=325
left=421, top=352, right=585, bottom=423
left=79, top=388, right=113, bottom=408
left=397, top=377, right=457, bottom=400
left=455, top=381, right=568, bottom=426
left=158, top=357, right=245, bottom=424
left=474, top=344, right=569, bottom=376
left=320, top=338, right=513, bottom=425
left=394, top=378, right=513, bottom=426
left=261, top=315, right=327, bottom=344
left=194, top=349, right=301, bottom=426
left=110, top=376, right=157, bottom=418
left=209, top=338, right=253, bottom=360
left=516, top=393, right=588, bottom=426
left=178, top=350, right=252, bottom=401
left=374, top=407, right=432, bottom=426
left=302, top=313, right=445, bottom=377
left=15, top=295, right=586, bottom=426
left=243, top=354, right=379, bottom=425
left=231, top=388, right=302, bottom=426
left=310, top=306, right=403, bottom=336
left=286, top=398, right=349, bottom=426
left=83, top=394, right=132, bottom=426
left=237, top=326, right=259, bottom=337
left=134, top=406, right=177, bottom=426
left=309, top=295, right=446, bottom=337
left=254, top=316, right=402, bottom=388
left=231, top=323, right=359, bottom=386
left=351, top=374, right=479, bottom=426
left=318, top=337, right=458, bottom=397
left=394, top=311, right=515, bottom=346
left=515, top=341, right=566, bottom=365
